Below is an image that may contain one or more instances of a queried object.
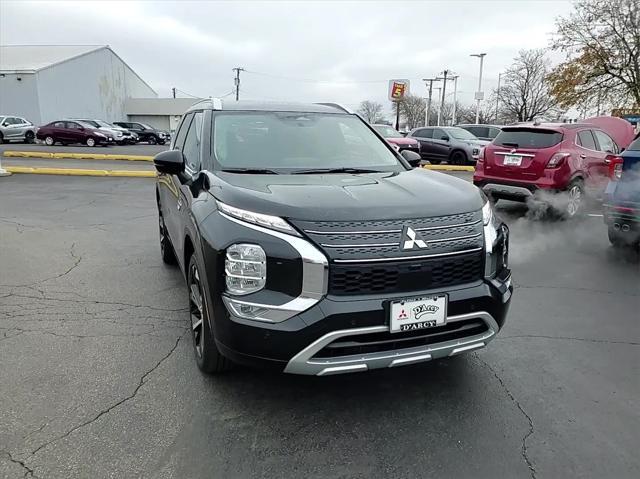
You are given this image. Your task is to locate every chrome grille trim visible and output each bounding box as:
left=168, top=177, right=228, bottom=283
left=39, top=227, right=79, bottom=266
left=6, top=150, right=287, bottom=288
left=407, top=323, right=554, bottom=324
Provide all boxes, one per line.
left=305, top=229, right=402, bottom=235
left=332, top=247, right=483, bottom=263
left=415, top=219, right=482, bottom=232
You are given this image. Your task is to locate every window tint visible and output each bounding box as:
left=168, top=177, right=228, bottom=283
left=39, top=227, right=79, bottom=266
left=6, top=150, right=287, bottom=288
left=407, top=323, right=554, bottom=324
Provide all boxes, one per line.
left=593, top=130, right=618, bottom=153
left=66, top=122, right=81, bottom=129
left=494, top=128, right=563, bottom=148
left=577, top=130, right=597, bottom=150
left=53, top=121, right=65, bottom=128
left=433, top=128, right=448, bottom=140
left=488, top=127, right=501, bottom=139
left=413, top=128, right=432, bottom=138
left=182, top=111, right=203, bottom=172
left=173, top=113, right=193, bottom=151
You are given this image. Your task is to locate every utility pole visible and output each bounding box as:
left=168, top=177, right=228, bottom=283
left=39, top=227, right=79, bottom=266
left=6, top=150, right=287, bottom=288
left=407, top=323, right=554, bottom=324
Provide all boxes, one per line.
left=451, top=75, right=459, bottom=125
left=422, top=78, right=440, bottom=126
left=495, top=72, right=502, bottom=123
left=438, top=70, right=449, bottom=126
left=232, top=67, right=245, bottom=101
left=471, top=53, right=487, bottom=124
left=435, top=87, right=442, bottom=126
left=171, top=87, right=176, bottom=99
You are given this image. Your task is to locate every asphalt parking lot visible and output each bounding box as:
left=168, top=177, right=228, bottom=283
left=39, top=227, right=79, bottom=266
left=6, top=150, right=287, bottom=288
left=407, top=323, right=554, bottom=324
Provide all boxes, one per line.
left=1, top=173, right=639, bottom=479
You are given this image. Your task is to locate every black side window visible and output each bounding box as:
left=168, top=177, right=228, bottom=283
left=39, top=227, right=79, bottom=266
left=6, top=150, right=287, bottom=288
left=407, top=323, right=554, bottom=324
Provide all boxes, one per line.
left=489, top=127, right=501, bottom=139
left=66, top=122, right=80, bottom=129
left=53, top=122, right=65, bottom=128
left=433, top=128, right=447, bottom=140
left=182, top=112, right=204, bottom=173
left=577, top=130, right=597, bottom=150
left=414, top=128, right=432, bottom=138
left=476, top=127, right=490, bottom=138
left=173, top=113, right=193, bottom=151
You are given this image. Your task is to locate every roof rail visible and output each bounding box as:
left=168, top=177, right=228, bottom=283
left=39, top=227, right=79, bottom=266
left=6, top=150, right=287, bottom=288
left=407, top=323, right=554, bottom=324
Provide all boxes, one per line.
left=315, top=102, right=353, bottom=114
left=211, top=97, right=223, bottom=110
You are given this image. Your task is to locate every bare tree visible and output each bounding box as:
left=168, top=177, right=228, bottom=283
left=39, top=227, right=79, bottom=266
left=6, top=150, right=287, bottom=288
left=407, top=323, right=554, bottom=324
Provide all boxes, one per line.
left=497, top=49, right=558, bottom=122
left=357, top=100, right=385, bottom=123
left=398, top=95, right=426, bottom=130
left=548, top=0, right=640, bottom=110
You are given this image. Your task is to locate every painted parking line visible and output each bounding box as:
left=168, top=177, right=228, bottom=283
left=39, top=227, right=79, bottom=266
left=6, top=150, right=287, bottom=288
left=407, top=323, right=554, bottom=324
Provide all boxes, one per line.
left=5, top=166, right=156, bottom=178
left=3, top=151, right=154, bottom=162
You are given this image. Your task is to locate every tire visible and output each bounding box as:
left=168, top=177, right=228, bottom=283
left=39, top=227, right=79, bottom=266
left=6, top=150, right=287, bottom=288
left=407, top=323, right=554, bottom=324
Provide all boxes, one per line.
left=148, top=135, right=157, bottom=145
left=187, top=254, right=233, bottom=374
left=159, top=210, right=177, bottom=265
left=429, top=159, right=442, bottom=165
left=44, top=136, right=55, bottom=146
left=449, top=151, right=466, bottom=165
left=24, top=131, right=35, bottom=144
left=563, top=180, right=585, bottom=219
left=0, top=132, right=4, bottom=144
left=158, top=139, right=166, bottom=145
left=86, top=137, right=96, bottom=147
left=608, top=227, right=624, bottom=247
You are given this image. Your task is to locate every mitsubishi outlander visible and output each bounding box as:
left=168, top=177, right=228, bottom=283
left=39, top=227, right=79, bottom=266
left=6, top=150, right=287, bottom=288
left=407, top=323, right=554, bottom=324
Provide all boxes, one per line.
left=154, top=100, right=512, bottom=376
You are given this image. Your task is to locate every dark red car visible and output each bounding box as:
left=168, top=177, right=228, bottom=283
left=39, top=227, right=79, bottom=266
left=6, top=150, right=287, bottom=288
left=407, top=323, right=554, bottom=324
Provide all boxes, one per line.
left=36, top=120, right=115, bottom=147
left=372, top=124, right=421, bottom=156
left=473, top=122, right=631, bottom=217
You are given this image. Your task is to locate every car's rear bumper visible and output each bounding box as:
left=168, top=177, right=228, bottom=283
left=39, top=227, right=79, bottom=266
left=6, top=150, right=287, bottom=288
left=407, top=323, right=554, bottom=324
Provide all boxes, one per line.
left=474, top=179, right=538, bottom=201
left=212, top=275, right=512, bottom=375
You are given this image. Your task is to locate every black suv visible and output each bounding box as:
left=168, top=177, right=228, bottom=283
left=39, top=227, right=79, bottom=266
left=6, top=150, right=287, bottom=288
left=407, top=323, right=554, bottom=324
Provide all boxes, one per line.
left=154, top=100, right=512, bottom=375
left=113, top=121, right=170, bottom=145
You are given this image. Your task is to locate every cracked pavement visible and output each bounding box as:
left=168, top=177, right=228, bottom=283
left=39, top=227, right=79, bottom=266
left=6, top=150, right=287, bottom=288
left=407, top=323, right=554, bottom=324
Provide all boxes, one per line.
left=1, top=174, right=639, bottom=478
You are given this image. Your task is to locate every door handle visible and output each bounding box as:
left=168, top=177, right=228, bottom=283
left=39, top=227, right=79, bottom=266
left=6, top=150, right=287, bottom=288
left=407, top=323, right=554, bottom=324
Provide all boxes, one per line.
left=579, top=154, right=586, bottom=160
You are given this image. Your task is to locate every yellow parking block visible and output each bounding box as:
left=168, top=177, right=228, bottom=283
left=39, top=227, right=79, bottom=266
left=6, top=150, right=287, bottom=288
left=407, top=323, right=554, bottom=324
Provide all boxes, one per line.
left=3, top=151, right=154, bottom=161
left=423, top=164, right=475, bottom=172
left=5, top=166, right=157, bottom=178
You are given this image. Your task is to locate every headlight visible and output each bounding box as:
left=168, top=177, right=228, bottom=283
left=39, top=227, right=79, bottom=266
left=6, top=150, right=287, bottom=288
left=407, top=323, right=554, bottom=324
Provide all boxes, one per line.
left=482, top=200, right=494, bottom=226
left=217, top=200, right=299, bottom=236
left=158, top=132, right=166, bottom=137
left=225, top=244, right=266, bottom=295
left=116, top=131, right=123, bottom=137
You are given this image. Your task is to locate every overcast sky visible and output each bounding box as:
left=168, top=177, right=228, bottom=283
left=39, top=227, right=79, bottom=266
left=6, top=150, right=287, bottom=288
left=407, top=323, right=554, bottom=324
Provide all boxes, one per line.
left=1, top=0, right=573, bottom=117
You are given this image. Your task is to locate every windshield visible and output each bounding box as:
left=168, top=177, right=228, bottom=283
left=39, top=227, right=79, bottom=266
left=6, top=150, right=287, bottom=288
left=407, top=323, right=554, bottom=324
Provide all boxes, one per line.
left=495, top=128, right=563, bottom=148
left=77, top=121, right=96, bottom=129
left=95, top=120, right=115, bottom=128
left=447, top=127, right=478, bottom=140
left=373, top=125, right=403, bottom=138
left=140, top=123, right=153, bottom=129
left=213, top=112, right=403, bottom=173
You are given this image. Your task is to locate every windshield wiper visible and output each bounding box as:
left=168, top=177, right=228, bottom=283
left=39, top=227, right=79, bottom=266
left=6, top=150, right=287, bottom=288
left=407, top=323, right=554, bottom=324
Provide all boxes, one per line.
left=220, top=168, right=279, bottom=175
left=291, top=167, right=383, bottom=174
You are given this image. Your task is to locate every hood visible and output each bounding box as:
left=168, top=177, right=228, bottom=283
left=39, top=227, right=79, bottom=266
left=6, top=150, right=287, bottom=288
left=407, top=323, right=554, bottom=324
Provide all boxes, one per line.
left=386, top=137, right=419, bottom=146
left=209, top=168, right=484, bottom=222
left=464, top=139, right=490, bottom=148
left=585, top=116, right=636, bottom=149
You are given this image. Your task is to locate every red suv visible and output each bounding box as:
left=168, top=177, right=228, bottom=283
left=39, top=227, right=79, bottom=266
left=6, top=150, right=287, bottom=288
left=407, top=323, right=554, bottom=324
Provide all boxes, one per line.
left=473, top=123, right=626, bottom=217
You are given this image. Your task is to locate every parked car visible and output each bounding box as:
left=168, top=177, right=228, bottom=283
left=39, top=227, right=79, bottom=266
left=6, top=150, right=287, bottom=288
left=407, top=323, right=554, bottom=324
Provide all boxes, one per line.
left=372, top=124, right=421, bottom=157
left=36, top=120, right=115, bottom=146
left=154, top=100, right=512, bottom=375
left=73, top=119, right=138, bottom=144
left=113, top=121, right=170, bottom=145
left=473, top=123, right=631, bottom=218
left=408, top=126, right=489, bottom=165
left=0, top=115, right=37, bottom=143
left=457, top=124, right=503, bottom=142
left=604, top=135, right=640, bottom=247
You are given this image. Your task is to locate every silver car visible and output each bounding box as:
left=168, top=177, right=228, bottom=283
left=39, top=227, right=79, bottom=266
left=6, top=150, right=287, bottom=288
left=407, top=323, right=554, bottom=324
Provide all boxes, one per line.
left=408, top=126, right=490, bottom=165
left=0, top=115, right=37, bottom=143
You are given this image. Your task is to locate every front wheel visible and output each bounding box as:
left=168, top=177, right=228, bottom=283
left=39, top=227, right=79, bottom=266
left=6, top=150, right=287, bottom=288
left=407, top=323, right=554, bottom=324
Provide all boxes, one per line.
left=86, top=137, right=96, bottom=147
left=449, top=151, right=466, bottom=165
left=24, top=131, right=35, bottom=144
left=148, top=135, right=157, bottom=145
left=429, top=159, right=441, bottom=165
left=187, top=254, right=233, bottom=374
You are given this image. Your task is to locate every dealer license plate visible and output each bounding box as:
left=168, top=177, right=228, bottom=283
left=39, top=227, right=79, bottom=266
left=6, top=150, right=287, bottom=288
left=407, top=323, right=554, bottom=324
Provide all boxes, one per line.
left=389, top=295, right=447, bottom=333
left=504, top=155, right=522, bottom=166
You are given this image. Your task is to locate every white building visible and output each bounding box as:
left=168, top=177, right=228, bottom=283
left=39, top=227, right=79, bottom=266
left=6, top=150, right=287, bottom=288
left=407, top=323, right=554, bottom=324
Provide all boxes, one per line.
left=0, top=45, right=157, bottom=125
left=124, top=97, right=201, bottom=132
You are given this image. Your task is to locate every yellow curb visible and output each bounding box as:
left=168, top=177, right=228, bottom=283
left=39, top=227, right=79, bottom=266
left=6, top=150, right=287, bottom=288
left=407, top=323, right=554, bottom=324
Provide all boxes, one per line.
left=3, top=151, right=154, bottom=161
left=423, top=164, right=475, bottom=172
left=5, top=166, right=157, bottom=178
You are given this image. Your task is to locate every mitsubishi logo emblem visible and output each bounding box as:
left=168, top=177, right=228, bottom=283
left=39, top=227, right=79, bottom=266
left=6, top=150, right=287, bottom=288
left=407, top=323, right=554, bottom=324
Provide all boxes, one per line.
left=401, top=226, right=428, bottom=250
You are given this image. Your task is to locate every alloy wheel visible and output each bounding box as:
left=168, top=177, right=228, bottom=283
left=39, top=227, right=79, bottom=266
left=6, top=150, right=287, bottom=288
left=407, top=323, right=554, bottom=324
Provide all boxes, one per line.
left=87, top=138, right=95, bottom=147
left=188, top=263, right=205, bottom=358
left=566, top=184, right=582, bottom=217
left=45, top=136, right=54, bottom=146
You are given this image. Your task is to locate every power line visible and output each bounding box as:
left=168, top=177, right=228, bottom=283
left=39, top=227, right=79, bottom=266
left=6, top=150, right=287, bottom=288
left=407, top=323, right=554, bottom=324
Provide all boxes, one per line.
left=173, top=88, right=200, bottom=99
left=244, top=69, right=391, bottom=84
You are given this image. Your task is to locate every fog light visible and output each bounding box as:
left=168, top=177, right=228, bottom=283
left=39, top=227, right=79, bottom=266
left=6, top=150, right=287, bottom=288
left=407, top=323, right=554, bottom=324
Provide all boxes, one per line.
left=225, top=244, right=266, bottom=295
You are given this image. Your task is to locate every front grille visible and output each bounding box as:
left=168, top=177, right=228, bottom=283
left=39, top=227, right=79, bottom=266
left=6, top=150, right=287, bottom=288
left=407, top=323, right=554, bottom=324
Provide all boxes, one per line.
left=328, top=250, right=483, bottom=295
left=313, top=318, right=488, bottom=358
left=291, top=210, right=484, bottom=262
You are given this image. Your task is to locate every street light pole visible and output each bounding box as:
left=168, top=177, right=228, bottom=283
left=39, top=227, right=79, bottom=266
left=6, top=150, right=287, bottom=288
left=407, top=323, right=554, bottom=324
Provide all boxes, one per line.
left=470, top=53, right=487, bottom=124
left=451, top=75, right=459, bottom=125
left=439, top=70, right=449, bottom=126
left=422, top=78, right=439, bottom=126
left=495, top=72, right=502, bottom=123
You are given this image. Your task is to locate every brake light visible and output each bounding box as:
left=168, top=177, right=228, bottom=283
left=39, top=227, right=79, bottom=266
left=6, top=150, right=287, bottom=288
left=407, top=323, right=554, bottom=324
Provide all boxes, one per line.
left=608, top=156, right=623, bottom=181
left=546, top=152, right=570, bottom=169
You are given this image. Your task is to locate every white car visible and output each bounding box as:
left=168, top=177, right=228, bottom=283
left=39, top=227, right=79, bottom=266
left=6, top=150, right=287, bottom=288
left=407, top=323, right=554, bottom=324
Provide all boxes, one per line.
left=0, top=115, right=37, bottom=143
left=72, top=119, right=133, bottom=144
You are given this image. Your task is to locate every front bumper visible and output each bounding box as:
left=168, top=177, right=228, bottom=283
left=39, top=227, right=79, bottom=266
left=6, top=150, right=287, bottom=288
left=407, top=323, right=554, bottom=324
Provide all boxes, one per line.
left=213, top=276, right=512, bottom=375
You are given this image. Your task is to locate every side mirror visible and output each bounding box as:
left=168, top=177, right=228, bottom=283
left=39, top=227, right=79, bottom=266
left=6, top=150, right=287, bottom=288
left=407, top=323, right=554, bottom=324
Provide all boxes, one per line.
left=441, top=135, right=450, bottom=141
left=154, top=149, right=185, bottom=174
left=401, top=149, right=422, bottom=168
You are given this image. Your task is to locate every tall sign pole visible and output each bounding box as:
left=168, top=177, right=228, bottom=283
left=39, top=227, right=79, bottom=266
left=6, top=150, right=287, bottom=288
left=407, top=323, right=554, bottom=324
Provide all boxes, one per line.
left=388, top=79, right=410, bottom=130
left=471, top=53, right=487, bottom=124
